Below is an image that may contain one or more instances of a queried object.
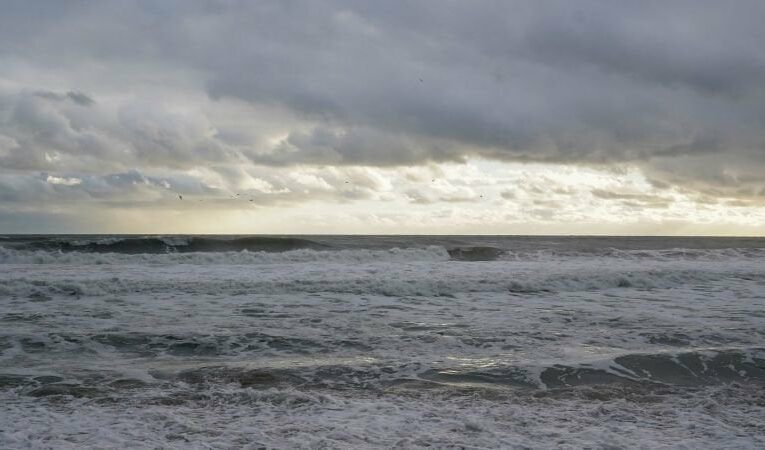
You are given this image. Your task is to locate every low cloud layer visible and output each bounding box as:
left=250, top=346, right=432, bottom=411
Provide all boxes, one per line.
left=0, top=1, right=764, bottom=232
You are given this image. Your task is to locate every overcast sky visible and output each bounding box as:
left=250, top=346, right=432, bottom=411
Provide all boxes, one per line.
left=1, top=0, right=764, bottom=234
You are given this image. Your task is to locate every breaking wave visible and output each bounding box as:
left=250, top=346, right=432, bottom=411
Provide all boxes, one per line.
left=2, top=347, right=762, bottom=395
left=162, top=348, right=765, bottom=391
left=447, top=246, right=505, bottom=261
left=3, top=245, right=764, bottom=267
left=423, top=348, right=765, bottom=389
left=0, top=245, right=452, bottom=265
left=2, top=236, right=330, bottom=254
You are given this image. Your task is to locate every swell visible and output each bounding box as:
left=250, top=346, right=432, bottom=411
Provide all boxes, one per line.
left=3, top=236, right=330, bottom=254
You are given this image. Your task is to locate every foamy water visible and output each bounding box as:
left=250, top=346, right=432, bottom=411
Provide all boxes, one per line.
left=1, top=236, right=764, bottom=448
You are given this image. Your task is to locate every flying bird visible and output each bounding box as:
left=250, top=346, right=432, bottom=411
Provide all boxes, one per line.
left=178, top=194, right=183, bottom=200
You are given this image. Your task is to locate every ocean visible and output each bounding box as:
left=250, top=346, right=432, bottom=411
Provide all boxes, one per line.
left=1, top=235, right=764, bottom=449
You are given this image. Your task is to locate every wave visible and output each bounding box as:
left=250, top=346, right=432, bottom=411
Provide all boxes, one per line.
left=4, top=236, right=765, bottom=261
left=4, top=347, right=762, bottom=395
left=447, top=246, right=505, bottom=261
left=3, top=245, right=764, bottom=267
left=0, top=245, right=452, bottom=265
left=0, top=236, right=508, bottom=263
left=168, top=348, right=765, bottom=391
left=423, top=347, right=765, bottom=389
left=2, top=236, right=331, bottom=254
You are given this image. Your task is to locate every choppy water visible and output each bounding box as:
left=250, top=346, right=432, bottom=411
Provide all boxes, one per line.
left=1, top=235, right=764, bottom=449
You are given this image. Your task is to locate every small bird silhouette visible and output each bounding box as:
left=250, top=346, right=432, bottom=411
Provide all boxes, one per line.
left=178, top=194, right=183, bottom=200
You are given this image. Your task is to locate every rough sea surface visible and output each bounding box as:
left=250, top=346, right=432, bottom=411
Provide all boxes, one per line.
left=1, top=235, right=764, bottom=449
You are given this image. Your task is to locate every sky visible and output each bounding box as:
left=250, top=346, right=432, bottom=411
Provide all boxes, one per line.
left=1, top=0, right=765, bottom=235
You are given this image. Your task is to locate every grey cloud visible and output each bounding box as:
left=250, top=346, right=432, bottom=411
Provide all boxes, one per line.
left=0, top=91, right=117, bottom=171
left=0, top=90, right=243, bottom=173
left=641, top=153, right=765, bottom=201
left=261, top=126, right=464, bottom=166
left=0, top=0, right=764, bottom=203
left=66, top=91, right=95, bottom=106
left=0, top=170, right=172, bottom=203
left=198, top=1, right=765, bottom=196
left=404, top=188, right=477, bottom=205
left=500, top=190, right=516, bottom=200
left=115, top=102, right=237, bottom=168
left=0, top=163, right=394, bottom=209
left=33, top=90, right=95, bottom=106
left=552, top=187, right=575, bottom=196
left=519, top=2, right=765, bottom=97
left=591, top=189, right=662, bottom=201
left=591, top=189, right=673, bottom=209
left=620, top=200, right=671, bottom=210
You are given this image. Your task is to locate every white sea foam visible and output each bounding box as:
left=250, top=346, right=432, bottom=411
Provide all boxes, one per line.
left=2, top=383, right=764, bottom=449
left=0, top=255, right=761, bottom=299
left=0, top=246, right=452, bottom=265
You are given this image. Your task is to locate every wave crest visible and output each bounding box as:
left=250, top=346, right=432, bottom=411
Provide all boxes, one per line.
left=5, top=236, right=330, bottom=254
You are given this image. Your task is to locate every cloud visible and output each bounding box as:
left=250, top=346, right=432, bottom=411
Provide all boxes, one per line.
left=33, top=90, right=95, bottom=106
left=0, top=1, right=764, bottom=231
left=404, top=187, right=477, bottom=205
left=500, top=190, right=516, bottom=200
left=261, top=126, right=465, bottom=166
left=0, top=89, right=243, bottom=173
left=193, top=1, right=765, bottom=181
left=46, top=175, right=81, bottom=186
left=591, top=188, right=673, bottom=209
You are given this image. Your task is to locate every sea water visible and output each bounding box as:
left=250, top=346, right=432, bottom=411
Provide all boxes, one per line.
left=1, top=235, right=764, bottom=448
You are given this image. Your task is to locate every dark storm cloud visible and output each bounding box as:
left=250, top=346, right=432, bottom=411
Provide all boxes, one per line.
left=1, top=0, right=764, bottom=201
left=198, top=1, right=765, bottom=168
left=518, top=3, right=765, bottom=97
